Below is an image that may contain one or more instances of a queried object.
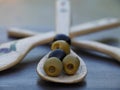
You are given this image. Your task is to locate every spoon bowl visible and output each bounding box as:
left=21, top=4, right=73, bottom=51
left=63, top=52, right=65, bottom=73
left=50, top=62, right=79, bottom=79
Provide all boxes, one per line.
left=37, top=50, right=87, bottom=84
left=0, top=32, right=54, bottom=71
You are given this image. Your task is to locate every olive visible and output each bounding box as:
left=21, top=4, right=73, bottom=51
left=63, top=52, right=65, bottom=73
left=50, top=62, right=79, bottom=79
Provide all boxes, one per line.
left=54, top=34, right=71, bottom=45
left=51, top=40, right=70, bottom=54
left=62, top=54, right=80, bottom=75
left=43, top=57, right=63, bottom=77
left=48, top=49, right=66, bottom=61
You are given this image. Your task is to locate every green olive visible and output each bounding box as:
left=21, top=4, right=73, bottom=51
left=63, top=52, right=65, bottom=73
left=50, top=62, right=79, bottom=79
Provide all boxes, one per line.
left=51, top=40, right=70, bottom=54
left=63, top=54, right=80, bottom=75
left=43, top=57, right=63, bottom=77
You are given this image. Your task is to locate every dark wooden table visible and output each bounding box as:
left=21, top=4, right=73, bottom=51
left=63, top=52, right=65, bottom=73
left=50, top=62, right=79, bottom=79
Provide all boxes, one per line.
left=0, top=0, right=120, bottom=90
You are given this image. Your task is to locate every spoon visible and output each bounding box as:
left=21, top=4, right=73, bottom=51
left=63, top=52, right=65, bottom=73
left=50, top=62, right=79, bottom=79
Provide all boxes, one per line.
left=8, top=18, right=120, bottom=38
left=72, top=40, right=120, bottom=62
left=0, top=32, right=54, bottom=71
left=36, top=0, right=87, bottom=83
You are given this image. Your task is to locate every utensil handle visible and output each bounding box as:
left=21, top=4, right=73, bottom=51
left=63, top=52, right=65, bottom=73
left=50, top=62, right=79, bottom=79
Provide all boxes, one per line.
left=72, top=40, right=120, bottom=62
left=56, top=0, right=70, bottom=35
left=8, top=28, right=37, bottom=38
left=70, top=18, right=120, bottom=38
left=7, top=18, right=120, bottom=38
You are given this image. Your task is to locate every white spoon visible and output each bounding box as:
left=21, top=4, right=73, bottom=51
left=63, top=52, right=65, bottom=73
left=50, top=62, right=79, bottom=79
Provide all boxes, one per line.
left=36, top=0, right=87, bottom=84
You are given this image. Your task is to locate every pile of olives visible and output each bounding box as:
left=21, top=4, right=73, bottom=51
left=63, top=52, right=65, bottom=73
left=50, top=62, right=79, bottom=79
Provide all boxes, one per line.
left=43, top=34, right=80, bottom=77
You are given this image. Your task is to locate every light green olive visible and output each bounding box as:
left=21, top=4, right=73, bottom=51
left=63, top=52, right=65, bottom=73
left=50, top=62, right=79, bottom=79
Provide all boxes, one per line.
left=43, top=57, right=63, bottom=77
left=51, top=40, right=70, bottom=54
left=63, top=54, right=80, bottom=75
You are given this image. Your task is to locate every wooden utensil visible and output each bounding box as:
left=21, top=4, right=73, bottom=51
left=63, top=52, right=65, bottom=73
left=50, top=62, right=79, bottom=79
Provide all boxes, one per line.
left=72, top=40, right=120, bottom=62
left=36, top=0, right=87, bottom=83
left=8, top=18, right=120, bottom=38
left=0, top=32, right=54, bottom=71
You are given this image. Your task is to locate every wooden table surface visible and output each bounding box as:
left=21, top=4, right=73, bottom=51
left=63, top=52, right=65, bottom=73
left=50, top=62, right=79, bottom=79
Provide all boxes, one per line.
left=0, top=0, right=120, bottom=90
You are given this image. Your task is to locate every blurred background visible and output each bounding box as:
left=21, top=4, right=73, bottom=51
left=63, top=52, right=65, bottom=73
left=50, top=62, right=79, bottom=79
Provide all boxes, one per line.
left=0, top=0, right=119, bottom=28
left=0, top=0, right=120, bottom=89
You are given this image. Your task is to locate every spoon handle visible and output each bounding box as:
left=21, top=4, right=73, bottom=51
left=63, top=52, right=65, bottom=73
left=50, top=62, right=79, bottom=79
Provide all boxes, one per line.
left=72, top=40, right=120, bottom=62
left=70, top=18, right=120, bottom=38
left=56, top=0, right=70, bottom=35
left=8, top=28, right=38, bottom=38
left=7, top=18, right=120, bottom=38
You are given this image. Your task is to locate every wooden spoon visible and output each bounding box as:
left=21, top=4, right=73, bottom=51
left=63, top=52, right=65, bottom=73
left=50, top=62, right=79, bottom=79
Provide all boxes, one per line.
left=72, top=40, right=120, bottom=62
left=0, top=32, right=54, bottom=71
left=37, top=50, right=87, bottom=83
left=37, top=0, right=87, bottom=83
